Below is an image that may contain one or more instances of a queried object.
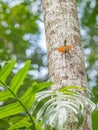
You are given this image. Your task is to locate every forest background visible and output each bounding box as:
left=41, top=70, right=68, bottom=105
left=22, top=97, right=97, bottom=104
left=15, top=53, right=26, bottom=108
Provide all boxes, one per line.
left=0, top=0, right=98, bottom=129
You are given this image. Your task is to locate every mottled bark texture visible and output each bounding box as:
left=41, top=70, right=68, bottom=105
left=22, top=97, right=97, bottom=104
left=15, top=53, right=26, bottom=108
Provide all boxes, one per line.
left=42, top=0, right=92, bottom=130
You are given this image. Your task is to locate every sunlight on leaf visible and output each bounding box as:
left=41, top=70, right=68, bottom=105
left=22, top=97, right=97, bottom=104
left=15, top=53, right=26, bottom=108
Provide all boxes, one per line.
left=0, top=59, right=16, bottom=86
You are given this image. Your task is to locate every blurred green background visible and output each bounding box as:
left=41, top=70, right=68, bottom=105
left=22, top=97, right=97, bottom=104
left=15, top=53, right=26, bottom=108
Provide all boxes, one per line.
left=0, top=0, right=98, bottom=129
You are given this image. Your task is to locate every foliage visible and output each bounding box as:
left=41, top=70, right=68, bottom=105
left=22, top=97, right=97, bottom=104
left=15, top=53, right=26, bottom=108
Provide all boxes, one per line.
left=0, top=0, right=39, bottom=61
left=0, top=0, right=48, bottom=105
left=32, top=86, right=95, bottom=130
left=78, top=0, right=98, bottom=103
left=76, top=0, right=91, bottom=4
left=0, top=59, right=51, bottom=130
left=77, top=1, right=98, bottom=129
left=0, top=60, right=95, bottom=130
left=92, top=109, right=98, bottom=130
left=0, top=0, right=47, bottom=84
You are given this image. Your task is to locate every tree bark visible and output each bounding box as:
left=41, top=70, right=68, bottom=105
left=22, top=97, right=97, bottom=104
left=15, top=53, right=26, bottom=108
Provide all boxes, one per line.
left=42, top=0, right=92, bottom=129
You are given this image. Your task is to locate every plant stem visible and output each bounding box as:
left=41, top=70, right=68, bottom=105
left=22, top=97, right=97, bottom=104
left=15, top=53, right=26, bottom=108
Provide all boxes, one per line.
left=0, top=80, right=36, bottom=130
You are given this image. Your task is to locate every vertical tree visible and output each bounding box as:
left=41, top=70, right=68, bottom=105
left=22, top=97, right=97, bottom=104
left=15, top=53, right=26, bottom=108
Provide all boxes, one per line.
left=42, top=0, right=92, bottom=129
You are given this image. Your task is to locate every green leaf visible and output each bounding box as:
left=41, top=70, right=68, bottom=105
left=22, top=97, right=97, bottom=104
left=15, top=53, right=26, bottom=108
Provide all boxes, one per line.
left=35, top=121, right=43, bottom=130
left=32, top=81, right=53, bottom=93
left=0, top=59, right=16, bottom=85
left=0, top=91, right=14, bottom=101
left=0, top=102, right=24, bottom=119
left=92, top=109, right=98, bottom=130
left=76, top=112, right=84, bottom=128
left=0, top=119, right=10, bottom=130
left=8, top=117, right=32, bottom=130
left=0, top=60, right=31, bottom=101
left=10, top=60, right=31, bottom=94
left=60, top=86, right=87, bottom=92
left=0, top=86, right=35, bottom=119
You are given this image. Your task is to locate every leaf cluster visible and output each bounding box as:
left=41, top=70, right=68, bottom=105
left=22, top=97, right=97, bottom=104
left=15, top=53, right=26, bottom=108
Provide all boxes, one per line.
left=0, top=60, right=51, bottom=130
left=0, top=60, right=95, bottom=130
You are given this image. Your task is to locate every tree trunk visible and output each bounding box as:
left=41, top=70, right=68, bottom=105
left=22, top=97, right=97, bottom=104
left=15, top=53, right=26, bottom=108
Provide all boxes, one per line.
left=42, top=0, right=92, bottom=130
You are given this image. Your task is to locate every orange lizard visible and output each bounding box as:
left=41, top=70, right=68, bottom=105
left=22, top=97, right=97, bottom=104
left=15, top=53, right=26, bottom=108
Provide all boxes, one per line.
left=57, top=44, right=72, bottom=53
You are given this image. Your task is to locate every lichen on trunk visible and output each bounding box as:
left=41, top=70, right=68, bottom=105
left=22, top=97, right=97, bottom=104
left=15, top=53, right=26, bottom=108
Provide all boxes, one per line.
left=42, top=0, right=92, bottom=129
